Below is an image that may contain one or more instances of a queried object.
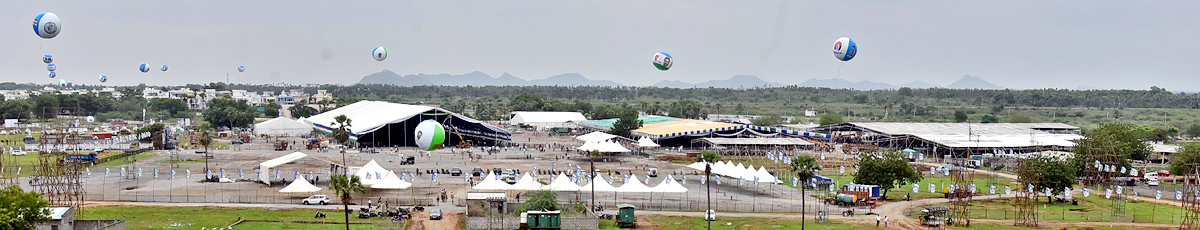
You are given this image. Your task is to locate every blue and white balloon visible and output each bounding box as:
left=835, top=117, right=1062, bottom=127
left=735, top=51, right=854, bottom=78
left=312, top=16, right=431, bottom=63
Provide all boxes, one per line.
left=161, top=64, right=168, bottom=72
left=47, top=63, right=56, bottom=71
left=33, top=12, right=61, bottom=39
left=48, top=71, right=56, bottom=78
left=833, top=37, right=857, bottom=61
left=99, top=75, right=107, bottom=83
left=372, top=46, right=387, bottom=61
left=139, top=63, right=150, bottom=73
left=237, top=65, right=245, bottom=72
left=43, top=54, right=53, bottom=64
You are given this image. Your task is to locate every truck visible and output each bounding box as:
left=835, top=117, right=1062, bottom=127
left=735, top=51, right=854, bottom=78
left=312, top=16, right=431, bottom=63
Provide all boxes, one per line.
left=66, top=153, right=98, bottom=163
left=399, top=155, right=415, bottom=165
left=519, top=210, right=561, bottom=230
left=1145, top=171, right=1160, bottom=186
left=826, top=193, right=875, bottom=206
left=840, top=184, right=882, bottom=199
left=617, top=204, right=637, bottom=228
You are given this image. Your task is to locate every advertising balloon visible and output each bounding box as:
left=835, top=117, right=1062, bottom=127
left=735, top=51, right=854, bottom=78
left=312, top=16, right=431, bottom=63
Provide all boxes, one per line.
left=139, top=63, right=150, bottom=73
left=33, top=12, right=61, bottom=39
left=48, top=71, right=56, bottom=78
left=652, top=52, right=673, bottom=71
left=86, top=116, right=95, bottom=123
left=414, top=120, right=446, bottom=151
left=372, top=46, right=387, bottom=61
left=99, top=75, right=107, bottom=82
left=237, top=65, right=245, bottom=72
left=833, top=37, right=857, bottom=61
left=161, top=64, right=168, bottom=71
left=43, top=54, right=53, bottom=64
left=57, top=79, right=67, bottom=87
left=47, top=63, right=56, bottom=71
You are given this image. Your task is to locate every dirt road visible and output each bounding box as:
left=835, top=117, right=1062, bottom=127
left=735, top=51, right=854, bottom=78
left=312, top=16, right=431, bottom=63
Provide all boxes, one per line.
left=406, top=210, right=462, bottom=230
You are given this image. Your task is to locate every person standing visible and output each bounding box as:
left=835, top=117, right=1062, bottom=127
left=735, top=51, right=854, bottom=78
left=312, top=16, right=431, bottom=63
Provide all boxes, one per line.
left=876, top=215, right=881, bottom=227
left=884, top=216, right=889, bottom=228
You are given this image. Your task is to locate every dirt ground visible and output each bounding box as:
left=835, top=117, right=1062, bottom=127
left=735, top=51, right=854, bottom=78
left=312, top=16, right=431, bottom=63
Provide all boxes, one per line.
left=405, top=210, right=462, bottom=230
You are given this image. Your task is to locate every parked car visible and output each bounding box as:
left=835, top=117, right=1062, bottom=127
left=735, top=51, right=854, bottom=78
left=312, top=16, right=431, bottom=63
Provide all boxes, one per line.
left=10, top=150, right=27, bottom=156
left=450, top=168, right=463, bottom=176
left=429, top=209, right=442, bottom=220
left=472, top=167, right=484, bottom=177
left=302, top=195, right=330, bottom=205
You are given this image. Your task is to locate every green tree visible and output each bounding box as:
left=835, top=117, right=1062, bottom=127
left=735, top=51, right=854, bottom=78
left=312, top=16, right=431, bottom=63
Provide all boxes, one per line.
left=789, top=155, right=820, bottom=230
left=197, top=122, right=214, bottom=179
left=520, top=190, right=559, bottom=211
left=1149, top=127, right=1171, bottom=143
left=1186, top=123, right=1200, bottom=138
left=289, top=103, right=319, bottom=119
left=148, top=98, right=189, bottom=118
left=695, top=150, right=723, bottom=229
left=1007, top=113, right=1035, bottom=123
left=853, top=150, right=923, bottom=198
left=610, top=108, right=642, bottom=138
left=510, top=93, right=546, bottom=111
left=980, top=114, right=999, bottom=123
left=0, top=185, right=50, bottom=229
left=1019, top=156, right=1077, bottom=202
left=1071, top=123, right=1152, bottom=182
left=1, top=99, right=33, bottom=119
left=953, top=110, right=968, bottom=122
left=752, top=114, right=783, bottom=126
left=329, top=175, right=365, bottom=230
left=201, top=97, right=256, bottom=128
left=1170, top=143, right=1200, bottom=176
left=818, top=112, right=845, bottom=126
left=263, top=103, right=282, bottom=118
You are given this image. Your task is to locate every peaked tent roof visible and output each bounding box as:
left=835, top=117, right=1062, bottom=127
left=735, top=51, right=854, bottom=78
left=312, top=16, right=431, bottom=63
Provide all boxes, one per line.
left=686, top=161, right=707, bottom=171
left=617, top=174, right=653, bottom=193
left=637, top=137, right=661, bottom=147
left=260, top=152, right=308, bottom=186
left=305, top=100, right=510, bottom=140
left=547, top=173, right=582, bottom=192
left=579, top=140, right=630, bottom=153
left=576, top=131, right=618, bottom=143
left=279, top=177, right=322, bottom=193
left=372, top=171, right=412, bottom=189
left=651, top=175, right=688, bottom=193
left=582, top=175, right=618, bottom=192
left=254, top=117, right=313, bottom=136
left=511, top=172, right=545, bottom=191
left=472, top=172, right=511, bottom=191
left=355, top=160, right=386, bottom=186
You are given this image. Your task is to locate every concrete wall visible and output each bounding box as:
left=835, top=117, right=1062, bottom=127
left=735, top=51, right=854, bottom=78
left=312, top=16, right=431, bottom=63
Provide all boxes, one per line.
left=74, top=220, right=126, bottom=230
left=465, top=217, right=597, bottom=230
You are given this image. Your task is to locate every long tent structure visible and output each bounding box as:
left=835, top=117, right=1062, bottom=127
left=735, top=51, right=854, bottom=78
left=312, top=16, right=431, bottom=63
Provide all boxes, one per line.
left=812, top=122, right=1084, bottom=158
left=304, top=100, right=511, bottom=147
left=254, top=117, right=313, bottom=136
left=509, top=111, right=588, bottom=129
left=259, top=152, right=308, bottom=186
left=472, top=172, right=511, bottom=191
left=579, top=115, right=831, bottom=147
left=578, top=140, right=630, bottom=153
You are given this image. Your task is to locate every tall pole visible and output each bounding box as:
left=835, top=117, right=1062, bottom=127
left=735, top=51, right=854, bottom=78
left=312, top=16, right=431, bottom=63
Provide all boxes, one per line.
left=591, top=151, right=595, bottom=214
left=706, top=164, right=712, bottom=230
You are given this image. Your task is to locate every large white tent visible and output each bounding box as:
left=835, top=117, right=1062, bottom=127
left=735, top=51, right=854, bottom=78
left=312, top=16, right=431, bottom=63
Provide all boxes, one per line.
left=354, top=160, right=387, bottom=186
left=304, top=100, right=510, bottom=142
left=578, top=140, right=630, bottom=153
left=637, top=137, right=660, bottom=148
left=546, top=173, right=582, bottom=192
left=582, top=175, right=618, bottom=192
left=576, top=131, right=618, bottom=143
left=651, top=175, right=688, bottom=193
left=371, top=171, right=412, bottom=189
left=510, top=172, right=545, bottom=191
left=254, top=117, right=313, bottom=136
left=617, top=174, right=653, bottom=193
left=509, top=111, right=587, bottom=128
left=259, top=152, right=308, bottom=186
left=279, top=177, right=322, bottom=193
left=472, top=172, right=511, bottom=191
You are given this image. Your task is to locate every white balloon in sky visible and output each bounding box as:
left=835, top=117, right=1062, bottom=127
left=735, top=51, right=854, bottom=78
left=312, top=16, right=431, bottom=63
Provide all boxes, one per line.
left=833, top=37, right=858, bottom=61
left=373, top=46, right=387, bottom=61
left=139, top=63, right=150, bottom=73
left=161, top=64, right=169, bottom=72
left=99, top=75, right=108, bottom=83
left=33, top=12, right=61, bottom=39
left=237, top=65, right=245, bottom=72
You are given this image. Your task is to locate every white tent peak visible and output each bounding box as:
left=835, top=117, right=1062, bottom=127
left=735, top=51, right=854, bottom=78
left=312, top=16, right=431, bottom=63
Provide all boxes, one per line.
left=279, top=177, right=321, bottom=193
left=372, top=171, right=412, bottom=189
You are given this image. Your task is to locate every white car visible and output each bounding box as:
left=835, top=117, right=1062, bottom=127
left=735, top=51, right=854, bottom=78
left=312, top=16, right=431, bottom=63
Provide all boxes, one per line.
left=302, top=195, right=329, bottom=205
left=10, top=150, right=27, bottom=156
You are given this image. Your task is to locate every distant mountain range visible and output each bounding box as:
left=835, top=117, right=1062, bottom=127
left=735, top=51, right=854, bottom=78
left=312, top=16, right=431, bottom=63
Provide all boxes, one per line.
left=356, top=70, right=1005, bottom=90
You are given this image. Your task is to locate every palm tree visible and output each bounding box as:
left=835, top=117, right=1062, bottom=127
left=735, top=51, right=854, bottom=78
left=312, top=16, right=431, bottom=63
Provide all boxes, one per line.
left=331, top=115, right=352, bottom=175
left=330, top=174, right=365, bottom=230
left=695, top=150, right=723, bottom=229
left=197, top=122, right=214, bottom=180
left=790, top=155, right=821, bottom=230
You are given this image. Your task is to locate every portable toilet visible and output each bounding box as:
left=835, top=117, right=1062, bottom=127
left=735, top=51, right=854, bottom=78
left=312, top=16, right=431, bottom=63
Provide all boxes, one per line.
left=617, top=204, right=637, bottom=228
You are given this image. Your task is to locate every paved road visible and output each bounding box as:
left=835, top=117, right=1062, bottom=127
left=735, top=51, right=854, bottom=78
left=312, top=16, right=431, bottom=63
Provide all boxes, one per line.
left=84, top=201, right=467, bottom=212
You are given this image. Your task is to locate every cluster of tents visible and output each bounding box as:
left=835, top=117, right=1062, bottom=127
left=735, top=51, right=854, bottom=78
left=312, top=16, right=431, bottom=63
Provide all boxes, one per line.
left=278, top=159, right=413, bottom=193
left=685, top=161, right=781, bottom=184
left=472, top=172, right=687, bottom=193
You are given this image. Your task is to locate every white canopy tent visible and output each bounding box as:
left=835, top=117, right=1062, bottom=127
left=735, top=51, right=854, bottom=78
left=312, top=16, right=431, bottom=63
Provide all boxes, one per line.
left=576, top=132, right=618, bottom=143
left=510, top=172, right=546, bottom=191
left=472, top=172, right=512, bottom=191
left=582, top=175, right=618, bottom=192
left=547, top=173, right=582, bottom=192
left=637, top=137, right=660, bottom=148
left=578, top=140, right=630, bottom=153
left=509, top=111, right=588, bottom=128
left=254, top=117, right=313, bottom=136
left=651, top=175, right=688, bottom=193
left=371, top=171, right=412, bottom=189
left=354, top=160, right=387, bottom=186
left=279, top=177, right=322, bottom=193
left=617, top=174, right=653, bottom=193
left=259, top=152, right=308, bottom=186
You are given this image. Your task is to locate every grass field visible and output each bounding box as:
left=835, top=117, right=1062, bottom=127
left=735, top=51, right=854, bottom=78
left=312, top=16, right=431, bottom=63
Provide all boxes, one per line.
left=645, top=216, right=876, bottom=230
left=817, top=174, right=1012, bottom=200
left=94, top=151, right=157, bottom=167
left=85, top=206, right=400, bottom=230
left=235, top=221, right=377, bottom=230
left=954, top=223, right=1170, bottom=230
left=955, top=193, right=1185, bottom=225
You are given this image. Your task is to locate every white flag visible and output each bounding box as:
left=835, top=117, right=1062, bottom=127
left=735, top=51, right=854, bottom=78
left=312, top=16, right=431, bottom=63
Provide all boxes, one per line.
left=1177, top=191, right=1183, bottom=200
left=105, top=167, right=110, bottom=176
left=929, top=183, right=936, bottom=193
left=1083, top=188, right=1090, bottom=197
left=970, top=184, right=977, bottom=193
left=1005, top=186, right=1011, bottom=195
left=1157, top=190, right=1162, bottom=200
left=1105, top=189, right=1112, bottom=199
left=912, top=183, right=919, bottom=193
left=1116, top=185, right=1123, bottom=195
left=186, top=169, right=191, bottom=178
left=171, top=169, right=176, bottom=179
left=153, top=168, right=158, bottom=178
left=989, top=185, right=996, bottom=194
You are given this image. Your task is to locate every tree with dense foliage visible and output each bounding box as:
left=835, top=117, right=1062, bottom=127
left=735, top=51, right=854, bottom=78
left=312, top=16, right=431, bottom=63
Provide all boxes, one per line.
left=752, top=114, right=784, bottom=126
left=1186, top=123, right=1200, bottom=138
left=329, top=175, right=365, bottom=230
left=1170, top=143, right=1200, bottom=176
left=201, top=97, right=257, bottom=128
left=610, top=107, right=643, bottom=138
left=1148, top=127, right=1171, bottom=143
left=0, top=185, right=50, bottom=230
left=853, top=150, right=923, bottom=198
left=980, top=114, right=999, bottom=123
left=288, top=103, right=319, bottom=119
left=790, top=155, right=820, bottom=229
left=1, top=99, right=33, bottom=119
left=695, top=150, right=723, bottom=229
left=262, top=103, right=281, bottom=118
left=1007, top=113, right=1035, bottom=123
left=1071, top=123, right=1151, bottom=182
left=197, top=122, right=214, bottom=179
left=953, top=110, right=968, bottom=122
left=819, top=112, right=845, bottom=126
left=521, top=190, right=559, bottom=211
left=148, top=98, right=189, bottom=118
left=1018, top=156, right=1077, bottom=202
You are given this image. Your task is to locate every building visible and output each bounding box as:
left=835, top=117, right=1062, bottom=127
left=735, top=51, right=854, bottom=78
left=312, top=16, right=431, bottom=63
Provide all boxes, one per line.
left=35, top=206, right=126, bottom=230
left=304, top=100, right=511, bottom=147
left=508, top=111, right=588, bottom=130
left=811, top=122, right=1083, bottom=158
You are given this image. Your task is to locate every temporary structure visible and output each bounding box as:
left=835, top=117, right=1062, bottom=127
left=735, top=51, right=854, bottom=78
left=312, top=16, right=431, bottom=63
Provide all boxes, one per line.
left=254, top=117, right=313, bottom=136
left=637, top=137, right=660, bottom=148
left=259, top=151, right=308, bottom=186
left=578, top=140, right=630, bottom=153
left=582, top=175, right=618, bottom=192
left=546, top=173, right=582, bottom=192
left=650, top=175, right=688, bottom=193
left=617, top=174, right=653, bottom=193
left=279, top=177, right=322, bottom=193
left=511, top=172, right=545, bottom=191
left=371, top=171, right=412, bottom=189
left=355, top=160, right=387, bottom=186
left=686, top=161, right=708, bottom=171
left=576, top=131, right=618, bottom=143
left=472, top=172, right=511, bottom=191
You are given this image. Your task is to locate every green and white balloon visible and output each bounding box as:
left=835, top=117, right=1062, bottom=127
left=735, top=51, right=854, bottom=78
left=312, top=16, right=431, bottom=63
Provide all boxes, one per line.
left=414, top=120, right=446, bottom=151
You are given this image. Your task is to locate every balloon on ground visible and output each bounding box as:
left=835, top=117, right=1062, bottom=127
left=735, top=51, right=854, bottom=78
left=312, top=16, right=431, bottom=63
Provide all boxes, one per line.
left=833, top=37, right=858, bottom=61
left=414, top=120, right=446, bottom=151
left=33, top=12, right=61, bottom=39
left=653, top=52, right=673, bottom=71
left=373, top=46, right=387, bottom=61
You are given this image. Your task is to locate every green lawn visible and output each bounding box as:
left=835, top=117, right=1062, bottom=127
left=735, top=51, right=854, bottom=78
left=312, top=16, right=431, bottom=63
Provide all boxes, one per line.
left=953, top=223, right=1170, bottom=230
left=955, top=193, right=1185, bottom=225
left=235, top=221, right=377, bottom=230
left=94, top=151, right=158, bottom=167
left=85, top=206, right=400, bottom=230
left=822, top=174, right=1012, bottom=200
left=648, top=216, right=876, bottom=230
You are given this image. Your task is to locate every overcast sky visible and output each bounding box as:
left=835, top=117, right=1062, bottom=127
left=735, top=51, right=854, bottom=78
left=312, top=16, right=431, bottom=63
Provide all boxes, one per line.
left=3, top=1, right=1198, bottom=90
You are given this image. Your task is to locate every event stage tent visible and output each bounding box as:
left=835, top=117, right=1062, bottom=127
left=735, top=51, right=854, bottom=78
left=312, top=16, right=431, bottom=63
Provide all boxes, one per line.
left=582, top=175, right=618, bottom=192
left=355, top=160, right=387, bottom=186
left=510, top=172, right=545, bottom=191
left=617, top=174, right=653, bottom=193
left=650, top=175, right=688, bottom=193
left=305, top=100, right=510, bottom=147
left=254, top=117, right=313, bottom=136
left=576, top=132, right=618, bottom=143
